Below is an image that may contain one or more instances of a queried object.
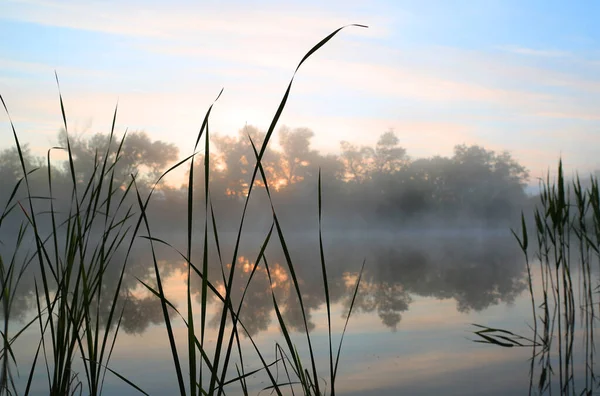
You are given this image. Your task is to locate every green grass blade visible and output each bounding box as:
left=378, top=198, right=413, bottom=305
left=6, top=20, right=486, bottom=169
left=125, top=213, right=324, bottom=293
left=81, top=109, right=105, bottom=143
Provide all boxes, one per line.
left=318, top=168, right=335, bottom=395
left=333, top=259, right=365, bottom=381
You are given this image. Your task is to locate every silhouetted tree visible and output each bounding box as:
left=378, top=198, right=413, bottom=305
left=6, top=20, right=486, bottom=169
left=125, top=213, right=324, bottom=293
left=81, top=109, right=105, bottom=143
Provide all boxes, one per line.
left=211, top=126, right=281, bottom=198
left=373, top=130, right=408, bottom=174
left=57, top=129, right=178, bottom=187
left=339, top=141, right=373, bottom=183
left=277, top=126, right=317, bottom=187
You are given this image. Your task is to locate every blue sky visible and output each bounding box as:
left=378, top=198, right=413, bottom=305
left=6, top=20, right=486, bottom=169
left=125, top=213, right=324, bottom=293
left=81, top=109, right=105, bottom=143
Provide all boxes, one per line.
left=2, top=0, right=600, bottom=183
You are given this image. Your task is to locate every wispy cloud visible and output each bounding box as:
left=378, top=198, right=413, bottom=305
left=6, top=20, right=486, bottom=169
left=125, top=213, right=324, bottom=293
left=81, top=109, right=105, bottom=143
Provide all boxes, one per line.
left=499, top=45, right=570, bottom=58
left=3, top=0, right=600, bottom=182
left=4, top=0, right=387, bottom=40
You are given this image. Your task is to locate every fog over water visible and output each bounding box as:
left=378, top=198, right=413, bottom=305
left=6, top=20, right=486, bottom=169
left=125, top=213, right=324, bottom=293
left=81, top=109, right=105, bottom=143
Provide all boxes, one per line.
left=0, top=126, right=532, bottom=330
left=3, top=229, right=533, bottom=394
left=0, top=125, right=564, bottom=395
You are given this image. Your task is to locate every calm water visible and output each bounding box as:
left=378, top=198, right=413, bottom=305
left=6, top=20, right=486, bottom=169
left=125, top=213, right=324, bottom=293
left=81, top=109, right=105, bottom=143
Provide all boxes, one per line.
left=9, top=230, right=548, bottom=395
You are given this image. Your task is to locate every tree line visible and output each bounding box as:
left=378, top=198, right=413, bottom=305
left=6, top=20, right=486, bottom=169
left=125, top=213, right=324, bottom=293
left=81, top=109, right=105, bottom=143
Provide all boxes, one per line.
left=0, top=125, right=532, bottom=233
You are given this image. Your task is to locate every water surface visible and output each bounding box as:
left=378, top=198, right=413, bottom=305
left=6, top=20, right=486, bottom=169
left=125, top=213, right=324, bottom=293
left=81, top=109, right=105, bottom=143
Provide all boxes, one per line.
left=9, top=230, right=540, bottom=395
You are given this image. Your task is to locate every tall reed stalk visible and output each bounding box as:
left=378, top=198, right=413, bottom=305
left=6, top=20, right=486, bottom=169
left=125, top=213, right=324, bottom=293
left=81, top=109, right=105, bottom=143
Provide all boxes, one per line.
left=0, top=24, right=367, bottom=395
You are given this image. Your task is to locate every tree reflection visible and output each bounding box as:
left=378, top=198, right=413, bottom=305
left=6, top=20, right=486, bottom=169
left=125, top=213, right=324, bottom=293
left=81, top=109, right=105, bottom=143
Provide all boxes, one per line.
left=193, top=234, right=527, bottom=334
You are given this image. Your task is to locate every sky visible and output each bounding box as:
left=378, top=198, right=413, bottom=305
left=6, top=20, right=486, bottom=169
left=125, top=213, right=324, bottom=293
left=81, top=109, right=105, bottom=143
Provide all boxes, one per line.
left=2, top=0, right=600, bottom=185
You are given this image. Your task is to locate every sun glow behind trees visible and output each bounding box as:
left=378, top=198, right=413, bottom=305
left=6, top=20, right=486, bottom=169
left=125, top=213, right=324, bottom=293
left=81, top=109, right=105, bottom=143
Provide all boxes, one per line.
left=0, top=123, right=531, bottom=234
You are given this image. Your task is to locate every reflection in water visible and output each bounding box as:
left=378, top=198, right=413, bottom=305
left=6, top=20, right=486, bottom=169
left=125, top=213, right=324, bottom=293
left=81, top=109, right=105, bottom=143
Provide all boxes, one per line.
left=366, top=236, right=526, bottom=319
left=351, top=281, right=411, bottom=330
left=2, top=230, right=526, bottom=336
left=119, top=295, right=172, bottom=334
left=200, top=232, right=526, bottom=334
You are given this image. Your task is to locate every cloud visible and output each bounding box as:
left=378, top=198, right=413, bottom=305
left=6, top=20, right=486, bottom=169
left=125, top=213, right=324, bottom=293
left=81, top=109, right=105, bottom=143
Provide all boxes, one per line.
left=3, top=0, right=386, bottom=41
left=3, top=0, right=600, bottom=184
left=499, top=45, right=570, bottom=58
left=0, top=58, right=112, bottom=79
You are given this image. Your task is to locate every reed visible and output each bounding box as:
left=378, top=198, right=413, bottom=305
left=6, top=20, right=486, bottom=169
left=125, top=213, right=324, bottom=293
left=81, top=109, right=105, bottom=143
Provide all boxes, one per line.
left=475, top=160, right=600, bottom=396
left=0, top=25, right=367, bottom=395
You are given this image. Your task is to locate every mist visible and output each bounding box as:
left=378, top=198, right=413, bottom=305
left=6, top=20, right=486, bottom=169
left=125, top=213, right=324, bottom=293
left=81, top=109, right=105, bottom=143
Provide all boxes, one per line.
left=0, top=123, right=534, bottom=336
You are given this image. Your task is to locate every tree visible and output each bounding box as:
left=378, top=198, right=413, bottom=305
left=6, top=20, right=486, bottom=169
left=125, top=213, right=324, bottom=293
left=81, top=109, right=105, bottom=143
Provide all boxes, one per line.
left=57, top=129, right=178, bottom=187
left=277, top=126, right=317, bottom=187
left=340, top=130, right=408, bottom=183
left=211, top=125, right=281, bottom=198
left=373, top=130, right=408, bottom=174
left=445, top=144, right=529, bottom=221
left=0, top=144, right=42, bottom=184
left=339, top=141, right=373, bottom=182
left=0, top=144, right=47, bottom=233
